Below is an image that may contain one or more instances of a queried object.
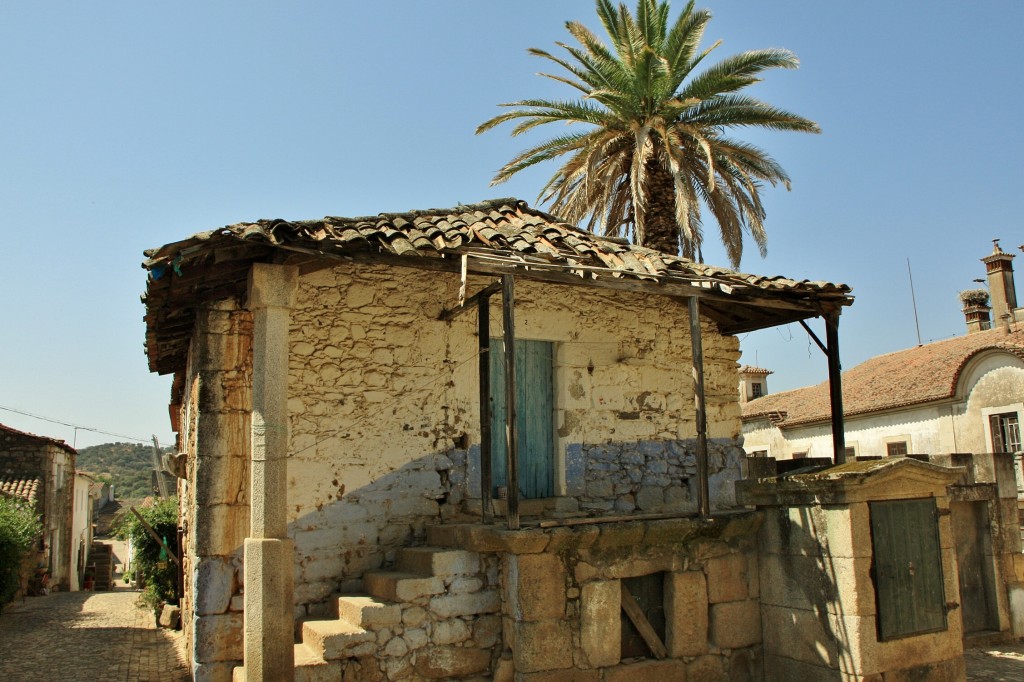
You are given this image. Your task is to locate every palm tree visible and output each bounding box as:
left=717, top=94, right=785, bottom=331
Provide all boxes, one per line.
left=477, top=0, right=819, bottom=266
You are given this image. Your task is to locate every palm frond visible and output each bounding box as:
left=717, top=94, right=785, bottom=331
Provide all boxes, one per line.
left=477, top=0, right=818, bottom=264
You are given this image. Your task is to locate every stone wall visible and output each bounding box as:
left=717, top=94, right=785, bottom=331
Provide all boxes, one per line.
left=284, top=262, right=744, bottom=614
left=430, top=513, right=763, bottom=681
left=739, top=458, right=967, bottom=681
left=317, top=548, right=503, bottom=680
left=0, top=430, right=75, bottom=590
left=177, top=298, right=253, bottom=682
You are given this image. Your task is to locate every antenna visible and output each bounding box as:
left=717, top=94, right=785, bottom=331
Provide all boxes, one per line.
left=907, top=258, right=922, bottom=346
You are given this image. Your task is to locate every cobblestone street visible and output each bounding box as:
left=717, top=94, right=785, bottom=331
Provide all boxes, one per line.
left=966, top=640, right=1024, bottom=681
left=1, top=580, right=1022, bottom=681
left=0, top=585, right=188, bottom=682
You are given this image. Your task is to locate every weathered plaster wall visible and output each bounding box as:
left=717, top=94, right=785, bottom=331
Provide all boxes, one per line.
left=285, top=263, right=743, bottom=614
left=955, top=355, right=1024, bottom=454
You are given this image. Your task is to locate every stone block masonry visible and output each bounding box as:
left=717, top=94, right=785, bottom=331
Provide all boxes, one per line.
left=444, top=513, right=764, bottom=681
left=298, top=545, right=503, bottom=680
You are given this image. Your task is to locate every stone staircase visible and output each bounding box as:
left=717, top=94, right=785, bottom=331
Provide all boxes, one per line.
left=292, top=541, right=500, bottom=681
left=89, top=542, right=114, bottom=591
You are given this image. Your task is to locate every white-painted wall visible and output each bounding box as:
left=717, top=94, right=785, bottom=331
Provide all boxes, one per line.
left=742, top=352, right=1024, bottom=460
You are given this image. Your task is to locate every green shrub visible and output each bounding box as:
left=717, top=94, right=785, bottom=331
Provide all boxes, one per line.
left=114, top=498, right=179, bottom=612
left=0, top=495, right=42, bottom=610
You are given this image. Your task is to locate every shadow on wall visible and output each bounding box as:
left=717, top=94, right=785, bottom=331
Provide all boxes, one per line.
left=286, top=436, right=746, bottom=618
left=288, top=451, right=456, bottom=616
left=761, top=505, right=853, bottom=677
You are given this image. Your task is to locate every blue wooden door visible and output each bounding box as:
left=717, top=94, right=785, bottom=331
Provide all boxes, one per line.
left=490, top=339, right=554, bottom=499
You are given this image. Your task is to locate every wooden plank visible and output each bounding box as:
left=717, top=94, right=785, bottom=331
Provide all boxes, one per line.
left=620, top=583, right=667, bottom=659
left=129, top=506, right=180, bottom=566
left=825, top=311, right=847, bottom=465
left=300, top=248, right=838, bottom=315
left=689, top=297, right=710, bottom=518
left=502, top=275, right=520, bottom=531
left=518, top=341, right=555, bottom=499
left=478, top=297, right=493, bottom=524
left=440, top=281, right=502, bottom=321
left=536, top=511, right=695, bottom=528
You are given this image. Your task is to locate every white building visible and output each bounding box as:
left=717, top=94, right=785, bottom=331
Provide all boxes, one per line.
left=741, top=241, right=1024, bottom=463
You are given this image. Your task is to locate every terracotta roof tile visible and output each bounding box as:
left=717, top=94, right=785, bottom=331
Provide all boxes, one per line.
left=743, top=324, right=1024, bottom=427
left=0, top=476, right=41, bottom=503
left=143, top=197, right=853, bottom=376
left=0, top=423, right=76, bottom=454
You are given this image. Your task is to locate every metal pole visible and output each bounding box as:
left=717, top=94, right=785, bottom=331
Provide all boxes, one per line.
left=825, top=310, right=847, bottom=464
left=478, top=296, right=493, bottom=524
left=502, top=275, right=520, bottom=530
left=689, top=297, right=710, bottom=518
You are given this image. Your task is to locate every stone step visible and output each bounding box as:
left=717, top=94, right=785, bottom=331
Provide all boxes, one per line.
left=294, top=642, right=343, bottom=682
left=335, top=594, right=401, bottom=629
left=397, top=547, right=480, bottom=577
left=425, top=524, right=461, bottom=548
left=362, top=571, right=444, bottom=603
left=301, top=619, right=376, bottom=661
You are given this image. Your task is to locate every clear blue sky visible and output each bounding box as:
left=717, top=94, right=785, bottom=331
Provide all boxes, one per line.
left=2, top=1, right=1022, bottom=449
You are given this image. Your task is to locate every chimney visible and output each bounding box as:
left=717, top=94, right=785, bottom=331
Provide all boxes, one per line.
left=739, top=365, right=772, bottom=403
left=981, top=239, right=1017, bottom=324
left=962, top=299, right=991, bottom=334
left=960, top=286, right=991, bottom=334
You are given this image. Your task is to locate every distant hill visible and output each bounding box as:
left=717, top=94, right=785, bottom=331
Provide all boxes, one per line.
left=76, top=441, right=174, bottom=499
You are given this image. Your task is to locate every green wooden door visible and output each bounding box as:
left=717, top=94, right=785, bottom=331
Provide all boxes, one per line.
left=870, top=498, right=947, bottom=640
left=490, top=339, right=554, bottom=499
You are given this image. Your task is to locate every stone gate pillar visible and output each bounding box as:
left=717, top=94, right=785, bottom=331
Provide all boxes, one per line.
left=244, top=263, right=298, bottom=682
left=738, top=458, right=965, bottom=681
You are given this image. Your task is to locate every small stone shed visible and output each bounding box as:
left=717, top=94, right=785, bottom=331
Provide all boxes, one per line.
left=0, top=423, right=76, bottom=592
left=141, top=198, right=854, bottom=681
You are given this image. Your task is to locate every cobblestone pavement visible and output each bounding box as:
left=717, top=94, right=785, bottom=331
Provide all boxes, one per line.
left=965, top=640, right=1024, bottom=681
left=0, top=585, right=189, bottom=682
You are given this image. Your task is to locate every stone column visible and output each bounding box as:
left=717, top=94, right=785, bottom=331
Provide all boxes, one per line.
left=244, top=263, right=298, bottom=682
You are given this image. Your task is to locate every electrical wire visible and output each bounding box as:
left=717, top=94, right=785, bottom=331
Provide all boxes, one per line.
left=0, top=404, right=151, bottom=443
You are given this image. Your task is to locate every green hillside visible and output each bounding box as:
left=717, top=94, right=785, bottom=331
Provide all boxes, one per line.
left=76, top=441, right=174, bottom=499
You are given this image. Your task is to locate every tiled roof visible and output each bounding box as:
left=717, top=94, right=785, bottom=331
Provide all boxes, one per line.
left=0, top=423, right=76, bottom=455
left=739, top=365, right=773, bottom=375
left=743, top=324, right=1024, bottom=428
left=143, top=198, right=853, bottom=375
left=0, top=476, right=41, bottom=503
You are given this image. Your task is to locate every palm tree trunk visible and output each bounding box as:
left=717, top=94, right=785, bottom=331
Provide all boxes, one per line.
left=641, top=159, right=681, bottom=256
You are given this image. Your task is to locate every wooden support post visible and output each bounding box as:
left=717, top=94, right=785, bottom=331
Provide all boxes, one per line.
left=129, top=506, right=180, bottom=566
left=502, top=275, right=520, bottom=530
left=689, top=297, right=710, bottom=518
left=825, top=310, right=847, bottom=464
left=478, top=295, right=493, bottom=524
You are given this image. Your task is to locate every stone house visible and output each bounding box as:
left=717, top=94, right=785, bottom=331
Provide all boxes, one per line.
left=143, top=198, right=858, bottom=681
left=0, top=423, right=76, bottom=592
